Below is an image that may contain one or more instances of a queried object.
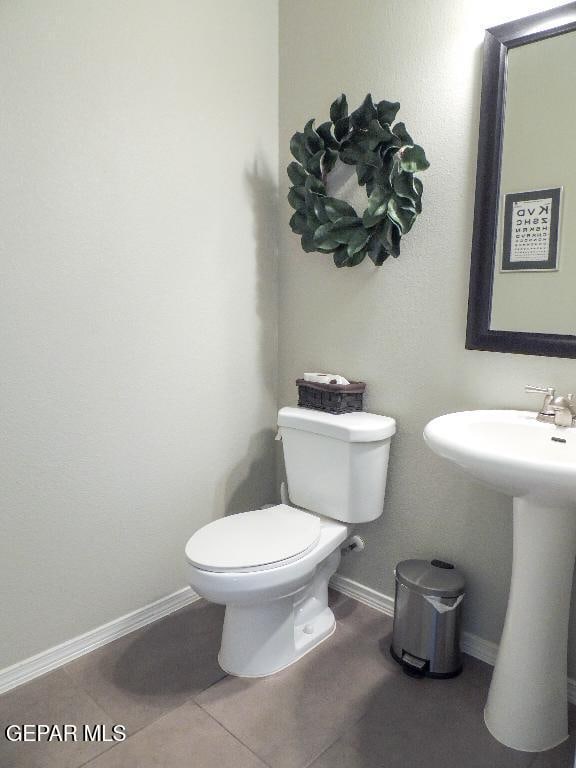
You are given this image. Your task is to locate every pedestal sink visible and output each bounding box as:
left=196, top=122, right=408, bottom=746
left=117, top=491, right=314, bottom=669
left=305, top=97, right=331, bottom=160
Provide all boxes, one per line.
left=424, top=410, right=576, bottom=753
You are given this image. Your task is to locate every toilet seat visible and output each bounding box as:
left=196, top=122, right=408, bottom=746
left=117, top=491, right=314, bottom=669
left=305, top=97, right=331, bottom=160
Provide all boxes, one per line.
left=185, top=504, right=321, bottom=573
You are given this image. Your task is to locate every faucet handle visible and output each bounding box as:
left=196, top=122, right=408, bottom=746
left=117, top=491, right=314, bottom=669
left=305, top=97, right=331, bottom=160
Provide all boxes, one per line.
left=526, top=385, right=556, bottom=419
left=525, top=385, right=555, bottom=396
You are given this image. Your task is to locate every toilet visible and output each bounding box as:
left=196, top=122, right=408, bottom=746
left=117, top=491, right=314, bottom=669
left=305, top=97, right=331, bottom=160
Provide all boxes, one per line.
left=185, top=405, right=396, bottom=677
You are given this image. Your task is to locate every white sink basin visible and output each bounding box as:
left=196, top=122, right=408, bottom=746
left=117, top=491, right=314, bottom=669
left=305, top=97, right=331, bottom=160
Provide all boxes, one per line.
left=424, top=410, right=576, bottom=753
left=424, top=410, right=576, bottom=502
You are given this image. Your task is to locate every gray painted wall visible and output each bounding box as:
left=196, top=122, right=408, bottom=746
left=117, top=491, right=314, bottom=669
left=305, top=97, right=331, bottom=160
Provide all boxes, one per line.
left=0, top=0, right=278, bottom=669
left=4, top=0, right=576, bottom=680
left=278, top=0, right=576, bottom=673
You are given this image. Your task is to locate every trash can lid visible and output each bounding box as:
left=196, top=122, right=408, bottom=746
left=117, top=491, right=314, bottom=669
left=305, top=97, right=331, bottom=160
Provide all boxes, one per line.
left=395, top=559, right=465, bottom=598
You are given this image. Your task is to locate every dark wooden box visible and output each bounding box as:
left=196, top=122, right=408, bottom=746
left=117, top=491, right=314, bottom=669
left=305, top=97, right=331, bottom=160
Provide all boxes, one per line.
left=296, top=378, right=365, bottom=414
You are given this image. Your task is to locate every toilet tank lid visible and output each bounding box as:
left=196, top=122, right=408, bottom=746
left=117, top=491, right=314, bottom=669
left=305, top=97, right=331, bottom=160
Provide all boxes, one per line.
left=278, top=407, right=396, bottom=443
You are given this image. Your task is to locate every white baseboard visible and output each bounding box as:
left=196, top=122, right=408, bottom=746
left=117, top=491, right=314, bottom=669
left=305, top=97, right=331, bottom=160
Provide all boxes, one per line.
left=0, top=586, right=199, bottom=696
left=331, top=573, right=395, bottom=616
left=4, top=574, right=576, bottom=707
left=330, top=573, right=576, bottom=706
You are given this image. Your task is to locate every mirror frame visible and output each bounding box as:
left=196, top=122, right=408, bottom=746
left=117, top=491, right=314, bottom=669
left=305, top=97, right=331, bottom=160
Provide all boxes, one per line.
left=466, top=3, right=576, bottom=358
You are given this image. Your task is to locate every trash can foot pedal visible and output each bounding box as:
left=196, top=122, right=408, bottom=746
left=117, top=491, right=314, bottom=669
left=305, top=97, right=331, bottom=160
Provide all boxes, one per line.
left=401, top=651, right=429, bottom=677
left=402, top=651, right=427, bottom=670
left=390, top=646, right=429, bottom=677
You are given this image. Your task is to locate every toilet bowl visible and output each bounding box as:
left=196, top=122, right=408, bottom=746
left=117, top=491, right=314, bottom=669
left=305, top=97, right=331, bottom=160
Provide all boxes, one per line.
left=185, top=406, right=395, bottom=677
left=186, top=505, right=349, bottom=676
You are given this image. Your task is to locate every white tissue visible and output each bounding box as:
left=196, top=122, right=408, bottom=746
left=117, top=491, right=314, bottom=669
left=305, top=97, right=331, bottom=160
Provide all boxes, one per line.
left=303, top=372, right=350, bottom=385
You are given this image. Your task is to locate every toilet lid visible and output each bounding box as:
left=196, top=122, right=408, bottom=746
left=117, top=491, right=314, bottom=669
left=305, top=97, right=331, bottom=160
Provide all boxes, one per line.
left=185, top=504, right=321, bottom=572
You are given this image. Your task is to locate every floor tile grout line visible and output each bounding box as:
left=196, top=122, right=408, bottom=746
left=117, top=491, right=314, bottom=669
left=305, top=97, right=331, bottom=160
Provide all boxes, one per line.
left=75, top=739, right=120, bottom=768
left=59, top=644, right=230, bottom=747
left=189, top=607, right=400, bottom=768
left=75, top=698, right=251, bottom=768
left=300, top=697, right=380, bottom=768
left=192, top=670, right=229, bottom=697
left=8, top=596, right=543, bottom=768
left=75, top=707, right=188, bottom=768
left=59, top=664, right=163, bottom=742
left=59, top=666, right=221, bottom=763
left=301, top=734, right=362, bottom=768
left=56, top=666, right=132, bottom=735
left=186, top=665, right=280, bottom=765
left=54, top=669, right=128, bottom=768
left=193, top=662, right=380, bottom=768
left=196, top=706, right=275, bottom=768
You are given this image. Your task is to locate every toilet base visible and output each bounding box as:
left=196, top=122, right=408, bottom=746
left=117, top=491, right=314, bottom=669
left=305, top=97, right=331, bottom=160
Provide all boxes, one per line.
left=218, top=606, right=335, bottom=677
left=217, top=549, right=340, bottom=677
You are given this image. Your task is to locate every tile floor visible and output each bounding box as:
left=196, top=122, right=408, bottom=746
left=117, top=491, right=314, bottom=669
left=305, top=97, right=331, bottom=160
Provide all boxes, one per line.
left=0, top=592, right=573, bottom=768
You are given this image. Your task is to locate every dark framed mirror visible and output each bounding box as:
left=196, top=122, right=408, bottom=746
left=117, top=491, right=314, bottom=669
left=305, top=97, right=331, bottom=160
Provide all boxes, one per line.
left=466, top=3, right=576, bottom=358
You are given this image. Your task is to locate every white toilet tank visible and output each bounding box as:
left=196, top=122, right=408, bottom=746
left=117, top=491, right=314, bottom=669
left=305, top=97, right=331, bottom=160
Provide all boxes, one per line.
left=277, top=406, right=396, bottom=524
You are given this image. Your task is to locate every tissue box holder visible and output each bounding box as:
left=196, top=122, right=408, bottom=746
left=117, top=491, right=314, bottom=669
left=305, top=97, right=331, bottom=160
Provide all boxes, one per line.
left=296, top=378, right=365, bottom=414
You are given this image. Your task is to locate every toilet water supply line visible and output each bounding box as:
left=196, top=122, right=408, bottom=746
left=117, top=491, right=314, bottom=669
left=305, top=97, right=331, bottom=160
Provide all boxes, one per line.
left=277, top=482, right=365, bottom=556
left=341, top=535, right=365, bottom=555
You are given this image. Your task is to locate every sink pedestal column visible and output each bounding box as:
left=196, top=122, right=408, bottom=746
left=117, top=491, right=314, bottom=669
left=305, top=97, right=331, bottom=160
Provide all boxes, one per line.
left=484, top=497, right=576, bottom=752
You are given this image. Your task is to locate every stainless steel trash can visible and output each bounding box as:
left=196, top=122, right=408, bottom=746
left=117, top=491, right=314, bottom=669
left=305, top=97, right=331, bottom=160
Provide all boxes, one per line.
left=391, top=559, right=465, bottom=678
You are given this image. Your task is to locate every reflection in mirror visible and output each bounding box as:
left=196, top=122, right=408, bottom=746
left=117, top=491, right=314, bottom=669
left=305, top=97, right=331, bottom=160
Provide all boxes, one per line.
left=490, top=32, right=576, bottom=335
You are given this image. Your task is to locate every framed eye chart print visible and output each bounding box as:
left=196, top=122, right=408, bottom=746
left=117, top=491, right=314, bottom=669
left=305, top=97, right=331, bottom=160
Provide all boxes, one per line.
left=501, top=187, right=562, bottom=272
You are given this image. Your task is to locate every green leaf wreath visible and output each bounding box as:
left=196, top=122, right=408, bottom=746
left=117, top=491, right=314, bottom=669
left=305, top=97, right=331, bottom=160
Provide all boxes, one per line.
left=287, top=94, right=430, bottom=268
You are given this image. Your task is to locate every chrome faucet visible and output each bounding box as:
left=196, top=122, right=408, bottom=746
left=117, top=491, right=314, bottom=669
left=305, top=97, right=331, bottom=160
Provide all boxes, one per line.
left=525, top=385, right=576, bottom=427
